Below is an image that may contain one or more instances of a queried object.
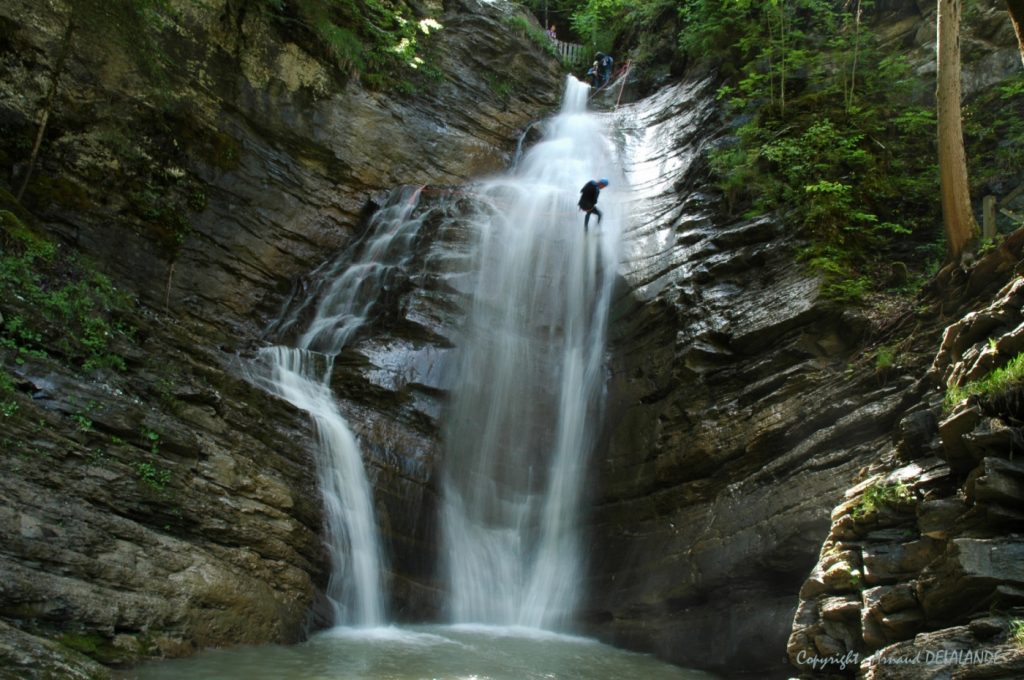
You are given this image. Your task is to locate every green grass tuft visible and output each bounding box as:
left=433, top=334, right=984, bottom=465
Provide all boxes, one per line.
left=945, top=351, right=1024, bottom=411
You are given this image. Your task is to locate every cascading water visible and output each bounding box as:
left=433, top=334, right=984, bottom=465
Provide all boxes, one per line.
left=441, top=76, right=622, bottom=629
left=248, top=186, right=428, bottom=627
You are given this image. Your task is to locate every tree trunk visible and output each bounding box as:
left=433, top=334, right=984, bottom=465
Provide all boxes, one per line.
left=16, top=17, right=75, bottom=203
left=847, top=0, right=862, bottom=111
left=1008, top=0, right=1024, bottom=64
left=936, top=0, right=979, bottom=262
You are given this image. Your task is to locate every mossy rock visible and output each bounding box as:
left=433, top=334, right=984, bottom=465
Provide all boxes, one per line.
left=0, top=187, right=37, bottom=230
left=168, top=110, right=242, bottom=171
left=0, top=209, right=50, bottom=255
left=22, top=173, right=96, bottom=213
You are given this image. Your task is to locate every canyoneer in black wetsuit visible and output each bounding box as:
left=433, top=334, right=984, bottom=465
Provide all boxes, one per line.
left=578, top=178, right=608, bottom=231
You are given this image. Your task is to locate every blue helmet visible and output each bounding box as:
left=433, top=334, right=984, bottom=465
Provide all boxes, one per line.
left=598, top=178, right=609, bottom=186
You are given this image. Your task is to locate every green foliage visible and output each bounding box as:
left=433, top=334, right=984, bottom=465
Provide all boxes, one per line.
left=797, top=244, right=871, bottom=302
left=134, top=460, right=171, bottom=490
left=486, top=74, right=515, bottom=101
left=125, top=180, right=193, bottom=250
left=504, top=15, right=559, bottom=58
left=72, top=0, right=178, bottom=85
left=964, top=72, right=1024, bottom=193
left=255, top=0, right=444, bottom=91
left=1011, top=619, right=1024, bottom=647
left=134, top=427, right=171, bottom=489
left=67, top=0, right=446, bottom=94
left=945, top=350, right=1024, bottom=411
left=141, top=427, right=161, bottom=454
left=874, top=345, right=895, bottom=372
left=568, top=0, right=679, bottom=62
left=690, top=0, right=942, bottom=299
left=59, top=632, right=106, bottom=657
left=0, top=369, right=17, bottom=417
left=570, top=0, right=630, bottom=52
left=0, top=210, right=136, bottom=373
left=71, top=414, right=93, bottom=431
left=852, top=481, right=913, bottom=519
left=58, top=629, right=134, bottom=664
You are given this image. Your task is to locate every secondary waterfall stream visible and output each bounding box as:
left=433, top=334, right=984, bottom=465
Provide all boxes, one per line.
left=132, top=78, right=715, bottom=679
left=246, top=186, right=430, bottom=627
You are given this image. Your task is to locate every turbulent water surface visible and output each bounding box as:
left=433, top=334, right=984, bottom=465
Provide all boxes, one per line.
left=127, top=625, right=718, bottom=680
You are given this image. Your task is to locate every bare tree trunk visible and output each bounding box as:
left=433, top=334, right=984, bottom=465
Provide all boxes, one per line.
left=779, top=0, right=787, bottom=116
left=936, top=0, right=979, bottom=262
left=1008, top=0, right=1024, bottom=64
left=847, top=0, right=862, bottom=111
left=766, top=8, right=776, bottom=111
left=16, top=16, right=75, bottom=203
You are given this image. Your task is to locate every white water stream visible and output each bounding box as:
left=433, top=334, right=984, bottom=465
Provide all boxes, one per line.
left=441, top=77, right=621, bottom=629
left=248, top=186, right=429, bottom=627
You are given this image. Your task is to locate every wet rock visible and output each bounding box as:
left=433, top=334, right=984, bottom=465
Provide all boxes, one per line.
left=860, top=623, right=1024, bottom=679
left=821, top=595, right=862, bottom=621
left=895, top=409, right=938, bottom=460
left=917, top=498, right=969, bottom=539
left=938, top=405, right=984, bottom=472
left=790, top=219, right=1024, bottom=677
left=918, top=538, right=1024, bottom=622
left=878, top=608, right=924, bottom=640
left=863, top=538, right=943, bottom=586
left=0, top=0, right=562, bottom=668
left=964, top=421, right=1024, bottom=462
left=863, top=583, right=919, bottom=616
left=967, top=457, right=1024, bottom=506
left=813, top=632, right=847, bottom=657
left=0, top=620, right=111, bottom=680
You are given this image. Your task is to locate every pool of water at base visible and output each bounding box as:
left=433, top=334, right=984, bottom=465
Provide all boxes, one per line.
left=120, top=624, right=720, bottom=680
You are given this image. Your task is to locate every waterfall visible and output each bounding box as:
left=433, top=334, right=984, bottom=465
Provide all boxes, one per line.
left=246, top=75, right=620, bottom=632
left=441, top=76, right=621, bottom=629
left=249, top=187, right=428, bottom=627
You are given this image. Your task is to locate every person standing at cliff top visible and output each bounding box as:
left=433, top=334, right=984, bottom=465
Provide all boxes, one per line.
left=578, top=178, right=608, bottom=231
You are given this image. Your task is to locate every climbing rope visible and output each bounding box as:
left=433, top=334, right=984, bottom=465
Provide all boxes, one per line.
left=614, top=60, right=632, bottom=110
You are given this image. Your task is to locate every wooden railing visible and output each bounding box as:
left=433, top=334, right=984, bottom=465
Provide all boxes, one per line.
left=983, top=183, right=1024, bottom=238
left=553, top=39, right=587, bottom=66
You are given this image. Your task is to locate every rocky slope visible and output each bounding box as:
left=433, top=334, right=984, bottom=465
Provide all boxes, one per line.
left=787, top=247, right=1024, bottom=679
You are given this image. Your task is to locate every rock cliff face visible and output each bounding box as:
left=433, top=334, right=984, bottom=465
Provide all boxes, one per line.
left=0, top=0, right=560, bottom=676
left=1, top=0, right=1022, bottom=678
left=582, top=72, right=909, bottom=679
